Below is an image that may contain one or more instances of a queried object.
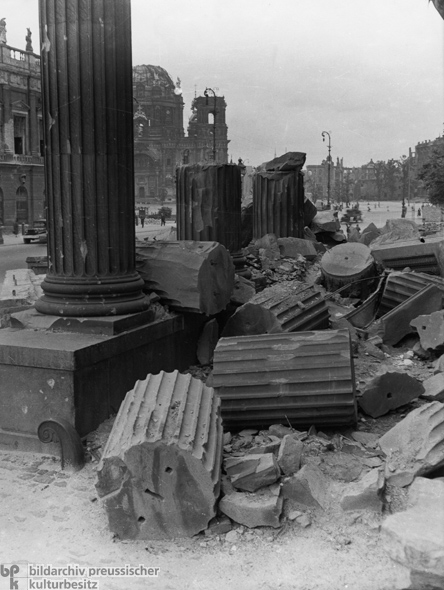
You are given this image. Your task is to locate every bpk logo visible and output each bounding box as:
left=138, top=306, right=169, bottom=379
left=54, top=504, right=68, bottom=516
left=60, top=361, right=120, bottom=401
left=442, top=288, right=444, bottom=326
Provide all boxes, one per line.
left=0, top=564, right=20, bottom=589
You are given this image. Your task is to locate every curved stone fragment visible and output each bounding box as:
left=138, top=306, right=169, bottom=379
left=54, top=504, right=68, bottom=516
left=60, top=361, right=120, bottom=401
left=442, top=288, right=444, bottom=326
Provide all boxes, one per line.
left=379, top=402, right=444, bottom=486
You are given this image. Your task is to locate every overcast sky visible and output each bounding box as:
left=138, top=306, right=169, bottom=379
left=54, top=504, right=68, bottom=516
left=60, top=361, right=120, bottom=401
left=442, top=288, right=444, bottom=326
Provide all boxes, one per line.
left=3, top=0, right=444, bottom=167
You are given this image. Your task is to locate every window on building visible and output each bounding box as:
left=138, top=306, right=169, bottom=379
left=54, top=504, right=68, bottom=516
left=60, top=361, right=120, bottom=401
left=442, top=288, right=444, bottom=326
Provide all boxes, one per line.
left=38, top=118, right=44, bottom=156
left=14, top=115, right=27, bottom=155
left=208, top=112, right=215, bottom=125
left=16, top=186, right=28, bottom=223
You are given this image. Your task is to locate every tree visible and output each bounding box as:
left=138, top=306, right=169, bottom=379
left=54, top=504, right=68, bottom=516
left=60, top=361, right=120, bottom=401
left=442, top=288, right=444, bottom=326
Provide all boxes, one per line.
left=397, top=155, right=410, bottom=206
left=418, top=140, right=444, bottom=206
left=384, top=159, right=399, bottom=200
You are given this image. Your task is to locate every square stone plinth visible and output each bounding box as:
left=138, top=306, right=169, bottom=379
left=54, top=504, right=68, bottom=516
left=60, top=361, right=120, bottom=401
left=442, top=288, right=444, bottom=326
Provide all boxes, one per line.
left=0, top=313, right=201, bottom=454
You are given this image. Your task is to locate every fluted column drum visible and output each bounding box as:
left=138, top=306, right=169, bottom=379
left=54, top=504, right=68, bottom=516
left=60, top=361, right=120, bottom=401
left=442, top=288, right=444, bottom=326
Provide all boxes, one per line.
left=36, top=0, right=148, bottom=317
left=253, top=153, right=306, bottom=240
left=176, top=163, right=242, bottom=250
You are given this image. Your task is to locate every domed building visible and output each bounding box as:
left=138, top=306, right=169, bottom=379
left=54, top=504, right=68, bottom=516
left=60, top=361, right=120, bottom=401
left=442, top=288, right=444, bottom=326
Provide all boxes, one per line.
left=133, top=64, right=229, bottom=203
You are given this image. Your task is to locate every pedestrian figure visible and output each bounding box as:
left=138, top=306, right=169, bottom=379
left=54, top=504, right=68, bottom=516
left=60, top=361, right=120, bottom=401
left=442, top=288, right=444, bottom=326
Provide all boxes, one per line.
left=160, top=213, right=166, bottom=226
left=135, top=213, right=139, bottom=226
left=355, top=224, right=361, bottom=236
left=418, top=207, right=422, bottom=217
left=13, top=218, right=19, bottom=237
left=346, top=223, right=351, bottom=238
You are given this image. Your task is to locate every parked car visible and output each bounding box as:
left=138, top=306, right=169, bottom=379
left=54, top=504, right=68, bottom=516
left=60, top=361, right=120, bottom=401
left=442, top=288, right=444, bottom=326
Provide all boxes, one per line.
left=23, top=219, right=47, bottom=244
left=340, top=208, right=362, bottom=223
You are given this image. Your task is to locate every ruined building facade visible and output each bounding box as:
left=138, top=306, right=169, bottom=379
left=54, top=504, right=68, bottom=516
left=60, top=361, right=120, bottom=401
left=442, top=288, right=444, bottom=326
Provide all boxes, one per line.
left=133, top=65, right=229, bottom=203
left=0, top=28, right=45, bottom=228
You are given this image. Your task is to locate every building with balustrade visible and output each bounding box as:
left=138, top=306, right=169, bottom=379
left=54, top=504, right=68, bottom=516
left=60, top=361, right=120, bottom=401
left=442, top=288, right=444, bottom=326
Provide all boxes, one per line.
left=0, top=25, right=45, bottom=228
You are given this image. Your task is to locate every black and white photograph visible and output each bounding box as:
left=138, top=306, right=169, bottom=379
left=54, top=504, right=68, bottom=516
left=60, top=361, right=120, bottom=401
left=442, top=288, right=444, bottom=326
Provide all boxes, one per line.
left=0, top=1, right=443, bottom=589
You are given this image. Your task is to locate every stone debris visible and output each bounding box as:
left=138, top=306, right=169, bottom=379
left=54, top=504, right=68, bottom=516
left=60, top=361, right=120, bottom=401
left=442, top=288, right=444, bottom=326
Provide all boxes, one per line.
left=219, top=487, right=283, bottom=528
left=375, top=284, right=442, bottom=346
left=411, top=310, right=444, bottom=352
left=339, top=468, right=385, bottom=512
left=378, top=402, right=444, bottom=486
left=281, top=465, right=330, bottom=509
left=230, top=275, right=256, bottom=306
left=277, top=237, right=318, bottom=261
left=350, top=431, right=380, bottom=447
left=196, top=319, right=219, bottom=365
left=224, top=453, right=281, bottom=492
left=358, top=370, right=424, bottom=418
left=205, top=515, right=232, bottom=536
left=277, top=435, right=303, bottom=476
left=433, top=354, right=444, bottom=374
left=382, top=477, right=444, bottom=590
left=422, top=373, right=444, bottom=402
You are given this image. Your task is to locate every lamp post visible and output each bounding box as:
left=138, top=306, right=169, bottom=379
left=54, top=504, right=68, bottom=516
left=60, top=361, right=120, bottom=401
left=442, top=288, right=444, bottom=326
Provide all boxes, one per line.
left=204, top=87, right=217, bottom=162
left=321, top=131, right=332, bottom=208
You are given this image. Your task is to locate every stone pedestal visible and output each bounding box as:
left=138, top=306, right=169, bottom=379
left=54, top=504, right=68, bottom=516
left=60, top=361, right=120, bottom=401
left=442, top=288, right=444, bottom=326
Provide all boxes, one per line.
left=176, top=163, right=249, bottom=277
left=36, top=0, right=148, bottom=316
left=0, top=310, right=205, bottom=453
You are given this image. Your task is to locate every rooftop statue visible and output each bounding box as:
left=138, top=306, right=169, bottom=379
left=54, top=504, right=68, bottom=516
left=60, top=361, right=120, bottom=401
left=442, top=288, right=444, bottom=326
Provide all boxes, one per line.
left=26, top=27, right=33, bottom=52
left=0, top=18, right=6, bottom=45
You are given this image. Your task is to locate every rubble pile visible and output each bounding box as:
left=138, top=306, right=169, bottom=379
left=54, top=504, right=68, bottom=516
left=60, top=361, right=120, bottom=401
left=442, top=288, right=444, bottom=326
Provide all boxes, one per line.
left=90, top=206, right=444, bottom=587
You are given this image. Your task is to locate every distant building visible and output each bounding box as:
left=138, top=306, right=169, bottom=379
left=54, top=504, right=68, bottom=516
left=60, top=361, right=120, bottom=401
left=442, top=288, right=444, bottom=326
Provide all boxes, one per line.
left=414, top=136, right=444, bottom=201
left=0, top=26, right=45, bottom=228
left=133, top=65, right=229, bottom=204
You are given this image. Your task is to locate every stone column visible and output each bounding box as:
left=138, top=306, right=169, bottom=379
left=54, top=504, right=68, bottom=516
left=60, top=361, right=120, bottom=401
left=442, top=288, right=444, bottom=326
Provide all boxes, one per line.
left=176, top=163, right=249, bottom=276
left=35, top=0, right=148, bottom=317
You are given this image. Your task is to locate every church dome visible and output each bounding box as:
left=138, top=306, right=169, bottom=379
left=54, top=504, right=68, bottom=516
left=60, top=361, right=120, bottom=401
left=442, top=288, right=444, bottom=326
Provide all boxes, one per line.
left=133, top=65, right=175, bottom=90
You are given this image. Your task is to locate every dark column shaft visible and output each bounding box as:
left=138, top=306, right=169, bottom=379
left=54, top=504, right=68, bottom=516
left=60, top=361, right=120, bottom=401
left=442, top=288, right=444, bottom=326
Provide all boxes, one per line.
left=36, top=0, right=148, bottom=317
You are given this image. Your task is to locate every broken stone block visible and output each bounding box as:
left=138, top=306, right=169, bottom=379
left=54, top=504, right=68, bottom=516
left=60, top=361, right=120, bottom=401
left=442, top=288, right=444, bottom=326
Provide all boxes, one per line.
left=219, top=487, right=283, bottom=528
left=377, top=285, right=442, bottom=346
left=359, top=223, right=380, bottom=247
left=231, top=275, right=256, bottom=306
left=413, top=341, right=431, bottom=360
left=320, top=451, right=363, bottom=482
left=277, top=237, right=318, bottom=261
left=434, top=354, right=444, bottom=375
left=136, top=240, right=235, bottom=315
left=224, top=453, right=280, bottom=492
left=254, top=234, right=281, bottom=261
left=281, top=465, right=329, bottom=509
left=246, top=440, right=281, bottom=456
left=340, top=468, right=385, bottom=512
left=411, top=310, right=444, bottom=352
left=196, top=319, right=219, bottom=365
left=96, top=371, right=223, bottom=540
left=358, top=370, right=424, bottom=418
left=351, top=431, right=380, bottom=447
left=382, top=477, right=444, bottom=589
left=277, top=435, right=303, bottom=476
left=205, top=515, right=232, bottom=536
left=379, top=402, right=444, bottom=486
left=422, top=374, right=444, bottom=403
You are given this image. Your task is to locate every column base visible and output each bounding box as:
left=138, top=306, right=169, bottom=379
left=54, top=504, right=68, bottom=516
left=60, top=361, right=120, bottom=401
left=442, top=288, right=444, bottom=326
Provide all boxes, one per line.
left=0, top=311, right=206, bottom=455
left=35, top=273, right=150, bottom=317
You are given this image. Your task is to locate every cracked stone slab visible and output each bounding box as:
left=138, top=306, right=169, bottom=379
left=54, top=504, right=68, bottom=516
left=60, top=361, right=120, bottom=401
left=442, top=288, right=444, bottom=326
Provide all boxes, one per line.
left=379, top=402, right=444, bottom=487
left=224, top=453, right=280, bottom=492
left=358, top=370, right=424, bottom=418
left=382, top=477, right=444, bottom=589
left=340, top=468, right=385, bottom=512
left=219, top=487, right=283, bottom=528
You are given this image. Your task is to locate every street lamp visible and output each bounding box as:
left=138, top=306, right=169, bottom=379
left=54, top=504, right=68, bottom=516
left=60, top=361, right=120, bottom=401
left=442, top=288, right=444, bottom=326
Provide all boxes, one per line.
left=321, top=131, right=332, bottom=208
left=204, top=87, right=217, bottom=162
